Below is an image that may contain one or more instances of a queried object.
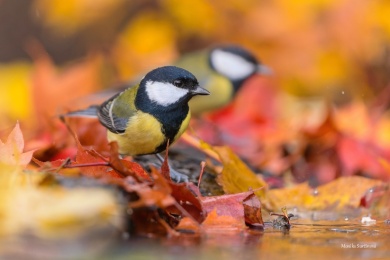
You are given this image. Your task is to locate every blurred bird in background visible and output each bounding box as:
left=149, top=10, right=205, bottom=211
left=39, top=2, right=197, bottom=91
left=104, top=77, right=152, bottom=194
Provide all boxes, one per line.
left=176, top=45, right=271, bottom=115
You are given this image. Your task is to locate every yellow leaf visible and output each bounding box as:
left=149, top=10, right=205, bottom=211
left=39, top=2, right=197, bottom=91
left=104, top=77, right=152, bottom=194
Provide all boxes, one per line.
left=112, top=12, right=177, bottom=79
left=213, top=146, right=268, bottom=202
left=0, top=163, right=122, bottom=237
left=34, top=0, right=126, bottom=33
left=0, top=63, right=32, bottom=123
left=268, top=176, right=383, bottom=211
left=163, top=0, right=218, bottom=36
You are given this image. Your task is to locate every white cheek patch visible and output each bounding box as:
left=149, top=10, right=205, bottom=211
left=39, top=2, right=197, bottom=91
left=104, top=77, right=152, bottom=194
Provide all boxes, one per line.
left=145, top=81, right=189, bottom=106
left=211, top=49, right=256, bottom=80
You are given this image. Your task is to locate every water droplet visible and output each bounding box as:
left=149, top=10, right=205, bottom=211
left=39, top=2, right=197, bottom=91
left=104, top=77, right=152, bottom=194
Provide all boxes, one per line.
left=344, top=217, right=349, bottom=221
left=312, top=189, right=319, bottom=196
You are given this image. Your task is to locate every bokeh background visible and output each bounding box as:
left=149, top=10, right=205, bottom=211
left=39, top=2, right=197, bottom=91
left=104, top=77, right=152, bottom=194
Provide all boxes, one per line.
left=1, top=0, right=390, bottom=184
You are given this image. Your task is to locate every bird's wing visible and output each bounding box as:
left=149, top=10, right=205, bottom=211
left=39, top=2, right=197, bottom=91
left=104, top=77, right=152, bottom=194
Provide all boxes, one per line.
left=98, top=85, right=138, bottom=134
left=63, top=105, right=99, bottom=118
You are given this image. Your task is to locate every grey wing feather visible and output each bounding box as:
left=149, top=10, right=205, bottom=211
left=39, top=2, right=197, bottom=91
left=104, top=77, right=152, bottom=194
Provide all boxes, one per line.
left=63, top=105, right=99, bottom=118
left=97, top=92, right=134, bottom=134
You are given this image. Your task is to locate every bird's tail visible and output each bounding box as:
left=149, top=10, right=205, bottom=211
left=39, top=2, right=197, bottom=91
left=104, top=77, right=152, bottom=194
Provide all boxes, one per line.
left=62, top=105, right=99, bottom=118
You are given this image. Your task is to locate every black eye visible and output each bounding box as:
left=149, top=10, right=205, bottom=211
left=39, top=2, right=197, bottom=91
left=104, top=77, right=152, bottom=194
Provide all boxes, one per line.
left=174, top=80, right=184, bottom=87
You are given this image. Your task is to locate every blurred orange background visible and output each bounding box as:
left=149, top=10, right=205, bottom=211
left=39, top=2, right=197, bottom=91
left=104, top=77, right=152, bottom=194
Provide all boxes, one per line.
left=1, top=0, right=390, bottom=183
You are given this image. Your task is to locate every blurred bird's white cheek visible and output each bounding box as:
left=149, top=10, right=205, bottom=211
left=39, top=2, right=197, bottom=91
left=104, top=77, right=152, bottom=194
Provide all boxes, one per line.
left=211, top=50, right=255, bottom=80
left=145, top=81, right=188, bottom=106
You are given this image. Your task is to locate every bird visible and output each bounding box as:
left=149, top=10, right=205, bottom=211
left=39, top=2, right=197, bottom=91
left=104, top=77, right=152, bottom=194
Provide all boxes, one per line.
left=75, top=45, right=270, bottom=116
left=174, top=45, right=272, bottom=115
left=66, top=66, right=210, bottom=182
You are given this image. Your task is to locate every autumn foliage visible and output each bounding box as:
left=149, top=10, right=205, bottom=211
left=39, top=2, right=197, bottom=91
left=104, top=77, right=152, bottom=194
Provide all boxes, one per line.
left=0, top=0, right=389, bottom=255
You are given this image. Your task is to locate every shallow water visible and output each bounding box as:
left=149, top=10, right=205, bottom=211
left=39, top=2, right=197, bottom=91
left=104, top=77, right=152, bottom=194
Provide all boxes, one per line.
left=1, top=213, right=389, bottom=259
left=101, top=217, right=389, bottom=260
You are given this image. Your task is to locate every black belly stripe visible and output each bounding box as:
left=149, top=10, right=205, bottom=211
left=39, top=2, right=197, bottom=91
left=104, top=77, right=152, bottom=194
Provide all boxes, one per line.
left=153, top=107, right=188, bottom=153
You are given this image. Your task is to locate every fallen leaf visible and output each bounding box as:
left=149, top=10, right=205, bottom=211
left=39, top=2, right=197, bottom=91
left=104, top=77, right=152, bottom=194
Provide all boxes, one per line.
left=169, top=182, right=204, bottom=223
left=212, top=146, right=268, bottom=202
left=0, top=122, right=34, bottom=167
left=175, top=217, right=200, bottom=233
left=201, top=209, right=245, bottom=232
left=243, top=193, right=264, bottom=228
left=268, top=176, right=384, bottom=211
left=0, top=161, right=122, bottom=237
left=125, top=167, right=174, bottom=209
left=201, top=191, right=253, bottom=220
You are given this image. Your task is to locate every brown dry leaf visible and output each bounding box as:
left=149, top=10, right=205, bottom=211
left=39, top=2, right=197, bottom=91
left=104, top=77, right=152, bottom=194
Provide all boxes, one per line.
left=268, top=176, right=384, bottom=211
left=243, top=193, right=264, bottom=228
left=169, top=182, right=204, bottom=223
left=126, top=167, right=174, bottom=209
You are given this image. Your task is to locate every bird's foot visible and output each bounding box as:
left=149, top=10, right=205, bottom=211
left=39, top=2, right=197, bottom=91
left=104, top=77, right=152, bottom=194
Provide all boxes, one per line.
left=155, top=153, right=189, bottom=183
left=169, top=168, right=189, bottom=183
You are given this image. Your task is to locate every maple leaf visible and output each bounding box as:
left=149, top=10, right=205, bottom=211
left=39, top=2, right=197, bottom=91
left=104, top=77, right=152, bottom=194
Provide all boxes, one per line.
left=0, top=122, right=34, bottom=167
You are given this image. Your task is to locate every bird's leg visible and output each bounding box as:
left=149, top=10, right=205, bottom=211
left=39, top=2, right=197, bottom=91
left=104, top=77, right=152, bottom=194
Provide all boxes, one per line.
left=155, top=154, right=189, bottom=183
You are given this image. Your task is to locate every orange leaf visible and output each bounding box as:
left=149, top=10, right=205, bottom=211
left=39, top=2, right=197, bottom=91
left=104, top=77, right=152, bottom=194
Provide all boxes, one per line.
left=175, top=217, right=200, bottom=233
left=202, top=209, right=245, bottom=232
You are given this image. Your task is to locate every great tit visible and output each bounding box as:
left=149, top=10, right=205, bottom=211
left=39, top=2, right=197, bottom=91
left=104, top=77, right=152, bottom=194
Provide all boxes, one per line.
left=174, top=45, right=271, bottom=115
left=72, top=45, right=269, bottom=116
left=66, top=66, right=210, bottom=181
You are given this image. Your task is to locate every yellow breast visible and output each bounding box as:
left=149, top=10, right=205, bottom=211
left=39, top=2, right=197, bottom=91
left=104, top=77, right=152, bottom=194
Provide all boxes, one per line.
left=107, top=111, right=190, bottom=156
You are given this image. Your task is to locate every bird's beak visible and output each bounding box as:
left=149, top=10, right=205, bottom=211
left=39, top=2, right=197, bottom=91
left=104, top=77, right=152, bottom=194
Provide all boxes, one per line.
left=257, top=64, right=273, bottom=75
left=191, top=85, right=210, bottom=96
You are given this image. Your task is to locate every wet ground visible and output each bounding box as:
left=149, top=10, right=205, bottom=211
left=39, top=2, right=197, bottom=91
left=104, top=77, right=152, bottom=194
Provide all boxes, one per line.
left=99, top=216, right=389, bottom=260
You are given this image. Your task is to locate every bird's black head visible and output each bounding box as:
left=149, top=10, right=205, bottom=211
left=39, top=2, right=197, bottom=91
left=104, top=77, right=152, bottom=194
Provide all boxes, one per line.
left=136, top=66, right=209, bottom=110
left=208, top=45, right=270, bottom=91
